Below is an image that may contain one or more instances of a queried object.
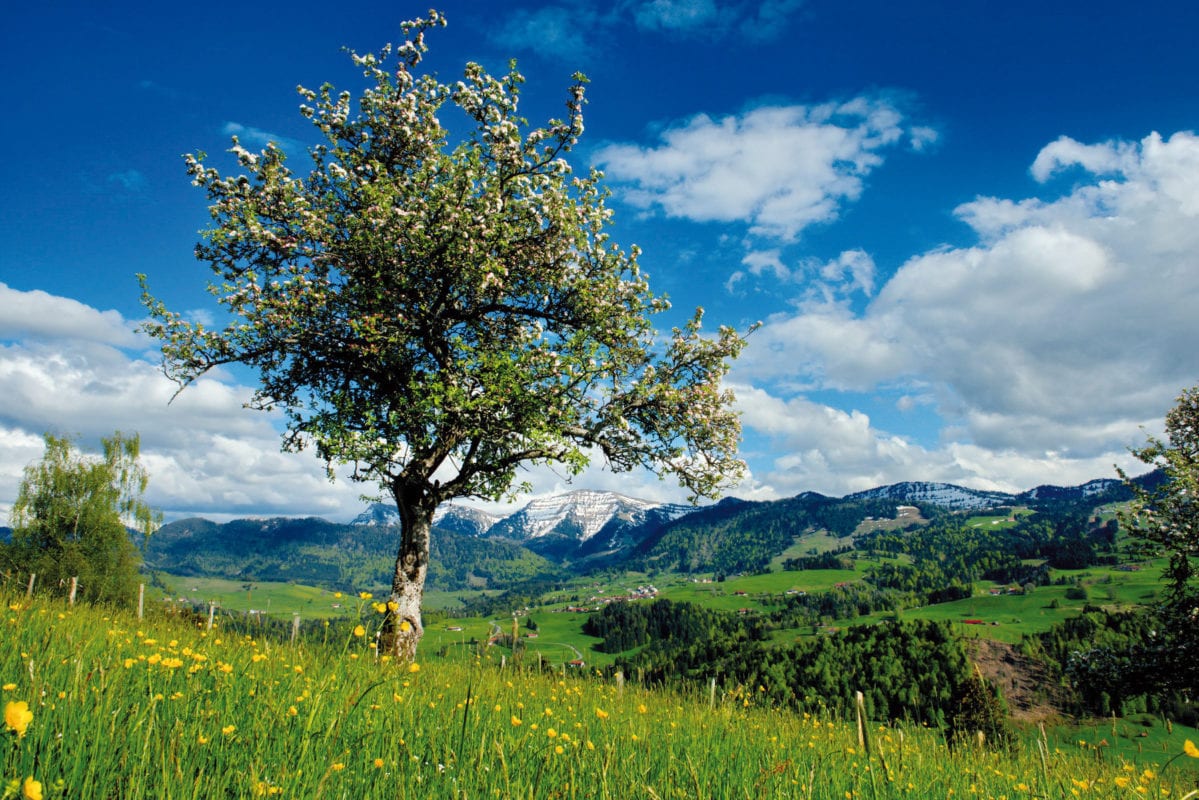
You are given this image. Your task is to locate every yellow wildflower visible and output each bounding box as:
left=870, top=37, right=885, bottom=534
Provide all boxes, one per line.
left=222, top=725, right=237, bottom=736
left=2, top=683, right=15, bottom=691
left=353, top=625, right=366, bottom=638
left=331, top=762, right=345, bottom=772
left=5, top=700, right=33, bottom=737
left=408, top=662, right=420, bottom=673
left=374, top=758, right=385, bottom=768
left=358, top=591, right=373, bottom=600
left=511, top=715, right=523, bottom=727
left=22, top=776, right=43, bottom=800
left=1184, top=739, right=1199, bottom=758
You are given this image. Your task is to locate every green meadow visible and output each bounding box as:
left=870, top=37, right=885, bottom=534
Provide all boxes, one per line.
left=5, top=591, right=1199, bottom=799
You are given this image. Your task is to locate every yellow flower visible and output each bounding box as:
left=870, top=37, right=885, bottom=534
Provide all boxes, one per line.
left=1184, top=739, right=1199, bottom=758
left=372, top=602, right=387, bottom=614
left=387, top=601, right=399, bottom=612
left=399, top=620, right=412, bottom=632
left=554, top=745, right=565, bottom=755
left=637, top=703, right=648, bottom=714
left=595, top=708, right=609, bottom=720
left=5, top=700, right=33, bottom=737
left=222, top=724, right=237, bottom=736
left=2, top=683, right=15, bottom=691
left=1115, top=777, right=1131, bottom=788
left=287, top=705, right=298, bottom=717
left=511, top=715, right=523, bottom=727
left=333, top=592, right=342, bottom=598
left=353, top=625, right=366, bottom=638
left=374, top=758, right=385, bottom=768
left=358, top=591, right=373, bottom=600
left=408, top=662, right=420, bottom=673
left=331, top=762, right=346, bottom=772
left=22, top=776, right=43, bottom=800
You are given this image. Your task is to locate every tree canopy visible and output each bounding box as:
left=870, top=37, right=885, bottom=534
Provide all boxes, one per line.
left=3, top=432, right=159, bottom=606
left=1119, top=384, right=1199, bottom=696
left=139, top=11, right=752, bottom=659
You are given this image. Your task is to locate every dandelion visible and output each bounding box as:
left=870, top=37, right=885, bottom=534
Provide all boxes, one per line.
left=22, top=776, right=42, bottom=800
left=5, top=700, right=33, bottom=737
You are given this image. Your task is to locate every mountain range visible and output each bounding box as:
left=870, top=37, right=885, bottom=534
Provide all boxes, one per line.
left=135, top=475, right=1144, bottom=593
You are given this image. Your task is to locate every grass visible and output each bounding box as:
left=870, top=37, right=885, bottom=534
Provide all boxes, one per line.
left=5, top=591, right=1199, bottom=799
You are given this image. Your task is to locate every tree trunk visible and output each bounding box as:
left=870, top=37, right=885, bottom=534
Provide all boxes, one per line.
left=383, top=483, right=434, bottom=662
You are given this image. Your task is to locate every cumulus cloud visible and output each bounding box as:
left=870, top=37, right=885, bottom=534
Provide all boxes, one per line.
left=0, top=286, right=370, bottom=522
left=733, top=129, right=1199, bottom=496
left=595, top=98, right=914, bottom=243
left=0, top=283, right=139, bottom=346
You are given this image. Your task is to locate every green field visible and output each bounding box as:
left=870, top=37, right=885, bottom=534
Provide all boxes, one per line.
left=5, top=590, right=1198, bottom=799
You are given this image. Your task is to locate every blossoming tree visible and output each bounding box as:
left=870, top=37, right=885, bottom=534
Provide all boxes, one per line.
left=140, top=11, right=752, bottom=661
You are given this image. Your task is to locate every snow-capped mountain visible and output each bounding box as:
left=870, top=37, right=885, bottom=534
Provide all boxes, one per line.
left=487, top=490, right=672, bottom=541
left=844, top=481, right=1018, bottom=510
left=1016, top=478, right=1123, bottom=503
left=485, top=490, right=693, bottom=560
left=352, top=502, right=502, bottom=538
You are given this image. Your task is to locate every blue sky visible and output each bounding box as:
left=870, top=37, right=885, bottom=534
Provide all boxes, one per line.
left=3, top=0, right=1198, bottom=522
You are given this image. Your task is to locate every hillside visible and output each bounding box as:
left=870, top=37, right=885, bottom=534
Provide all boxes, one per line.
left=143, top=516, right=557, bottom=593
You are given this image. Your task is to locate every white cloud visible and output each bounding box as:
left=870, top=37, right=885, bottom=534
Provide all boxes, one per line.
left=734, top=129, right=1199, bottom=493
left=221, top=122, right=304, bottom=155
left=594, top=98, right=913, bottom=243
left=732, top=385, right=1150, bottom=499
left=1030, top=135, right=1136, bottom=182
left=0, top=283, right=139, bottom=346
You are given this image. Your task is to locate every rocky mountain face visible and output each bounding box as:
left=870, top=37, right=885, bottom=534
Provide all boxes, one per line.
left=356, top=490, right=694, bottom=561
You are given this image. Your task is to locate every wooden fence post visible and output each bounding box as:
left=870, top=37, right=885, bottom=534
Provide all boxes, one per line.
left=291, top=614, right=301, bottom=644
left=68, top=577, right=78, bottom=606
left=26, top=573, right=36, bottom=597
left=207, top=602, right=216, bottom=631
left=137, top=584, right=145, bottom=621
